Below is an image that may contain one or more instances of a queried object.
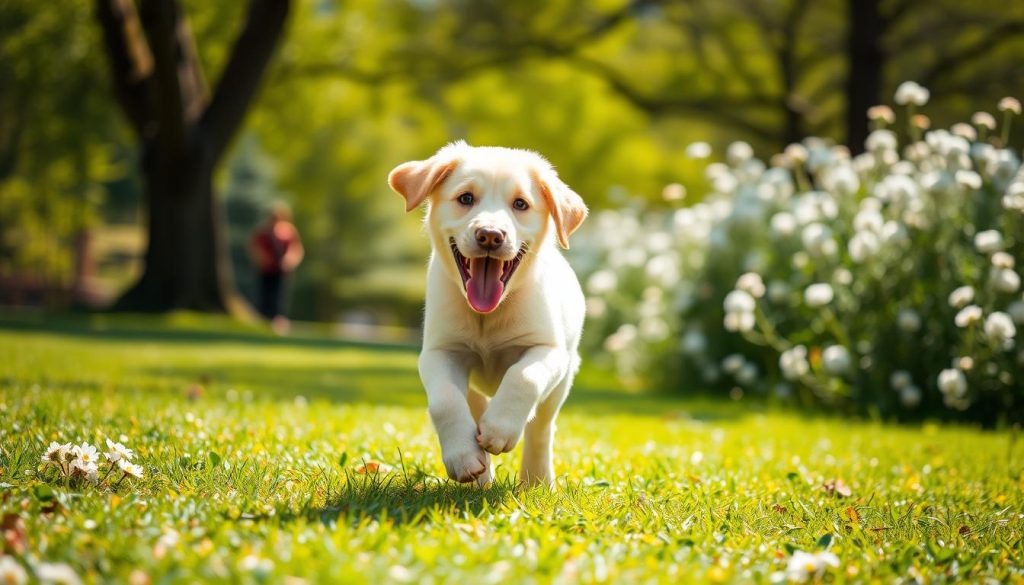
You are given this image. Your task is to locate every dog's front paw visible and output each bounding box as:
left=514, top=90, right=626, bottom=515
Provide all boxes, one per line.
left=442, top=443, right=491, bottom=484
left=476, top=414, right=524, bottom=455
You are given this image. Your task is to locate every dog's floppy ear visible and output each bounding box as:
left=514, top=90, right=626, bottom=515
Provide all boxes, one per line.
left=534, top=169, right=588, bottom=249
left=388, top=155, right=459, bottom=212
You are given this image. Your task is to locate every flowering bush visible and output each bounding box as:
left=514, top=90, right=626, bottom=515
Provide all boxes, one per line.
left=573, top=85, right=1024, bottom=423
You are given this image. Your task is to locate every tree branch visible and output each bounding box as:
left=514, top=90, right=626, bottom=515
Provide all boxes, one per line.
left=200, top=0, right=291, bottom=164
left=94, top=0, right=156, bottom=137
left=920, top=21, right=1024, bottom=89
left=567, top=54, right=780, bottom=141
left=138, top=0, right=190, bottom=160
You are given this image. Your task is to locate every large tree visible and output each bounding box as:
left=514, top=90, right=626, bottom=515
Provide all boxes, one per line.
left=95, top=0, right=289, bottom=313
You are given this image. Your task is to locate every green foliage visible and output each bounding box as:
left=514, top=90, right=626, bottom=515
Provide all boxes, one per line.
left=0, top=0, right=123, bottom=288
left=0, top=316, right=1021, bottom=582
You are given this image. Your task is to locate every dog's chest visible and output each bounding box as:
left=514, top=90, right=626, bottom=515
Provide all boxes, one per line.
left=466, top=344, right=530, bottom=396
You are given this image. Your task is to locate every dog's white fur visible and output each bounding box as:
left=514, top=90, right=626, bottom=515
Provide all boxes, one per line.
left=388, top=141, right=588, bottom=487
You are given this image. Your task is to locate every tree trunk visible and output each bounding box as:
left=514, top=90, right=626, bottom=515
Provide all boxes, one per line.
left=116, top=150, right=236, bottom=312
left=95, top=0, right=290, bottom=316
left=846, top=0, right=884, bottom=154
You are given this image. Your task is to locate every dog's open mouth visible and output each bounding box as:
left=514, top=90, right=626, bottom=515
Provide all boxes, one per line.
left=450, top=238, right=526, bottom=313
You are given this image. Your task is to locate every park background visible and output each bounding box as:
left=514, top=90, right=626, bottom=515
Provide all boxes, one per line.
left=5, top=0, right=1024, bottom=422
left=1, top=1, right=1024, bottom=583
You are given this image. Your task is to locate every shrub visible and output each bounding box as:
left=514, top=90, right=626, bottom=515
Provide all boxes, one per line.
left=572, top=86, right=1024, bottom=423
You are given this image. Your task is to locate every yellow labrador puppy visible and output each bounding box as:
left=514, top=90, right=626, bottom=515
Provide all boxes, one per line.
left=388, top=141, right=587, bottom=487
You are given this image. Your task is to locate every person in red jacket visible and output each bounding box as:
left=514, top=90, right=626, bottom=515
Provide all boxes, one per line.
left=249, top=203, right=304, bottom=332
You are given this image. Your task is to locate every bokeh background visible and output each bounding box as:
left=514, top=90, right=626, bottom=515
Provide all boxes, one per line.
left=3, top=0, right=1024, bottom=422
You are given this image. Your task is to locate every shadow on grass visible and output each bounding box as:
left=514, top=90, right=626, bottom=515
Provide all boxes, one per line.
left=286, top=474, right=518, bottom=527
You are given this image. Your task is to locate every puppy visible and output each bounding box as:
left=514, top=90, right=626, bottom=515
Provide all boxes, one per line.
left=388, top=141, right=588, bottom=487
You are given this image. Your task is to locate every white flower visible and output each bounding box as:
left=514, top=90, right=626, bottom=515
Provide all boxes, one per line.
left=890, top=370, right=912, bottom=390
left=686, top=141, right=711, bottom=159
left=117, top=459, right=145, bottom=479
left=974, top=230, right=1004, bottom=254
left=238, top=555, right=274, bottom=575
left=726, top=141, right=754, bottom=166
left=937, top=368, right=968, bottom=399
left=853, top=208, right=883, bottom=233
left=951, top=123, right=977, bottom=142
left=804, top=283, right=834, bottom=308
left=801, top=223, right=837, bottom=257
left=822, top=345, right=852, bottom=374
left=972, top=111, right=997, bottom=130
left=0, top=556, right=27, bottom=585
left=865, top=129, right=897, bottom=152
left=867, top=105, right=895, bottom=124
left=724, top=311, right=756, bottom=333
left=736, top=363, right=758, bottom=386
left=894, top=81, right=930, bottom=106
left=984, top=311, right=1016, bottom=347
left=735, top=273, right=766, bottom=298
left=586, top=270, right=618, bottom=296
left=1007, top=301, right=1024, bottom=324
left=900, top=385, right=922, bottom=408
left=955, top=170, right=982, bottom=190
left=42, top=441, right=69, bottom=465
left=770, top=212, right=798, bottom=237
left=785, top=550, right=840, bottom=582
left=722, top=354, right=746, bottom=375
left=824, top=165, right=860, bottom=196
left=34, top=563, right=82, bottom=585
left=724, top=290, right=756, bottom=314
left=897, top=309, right=921, bottom=333
left=603, top=324, right=637, bottom=353
left=992, top=252, right=1015, bottom=269
left=681, top=329, right=707, bottom=355
left=948, top=286, right=975, bottom=309
left=848, top=231, right=880, bottom=263
left=998, top=97, right=1022, bottom=115
left=990, top=268, right=1021, bottom=294
left=585, top=297, right=606, bottom=318
left=779, top=346, right=810, bottom=380
left=662, top=183, right=686, bottom=202
left=955, top=305, right=983, bottom=328
left=70, top=443, right=99, bottom=476
left=104, top=439, right=134, bottom=463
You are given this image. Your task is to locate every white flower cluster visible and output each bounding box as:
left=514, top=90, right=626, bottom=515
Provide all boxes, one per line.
left=572, top=86, right=1023, bottom=417
left=41, top=438, right=144, bottom=485
left=0, top=556, right=82, bottom=585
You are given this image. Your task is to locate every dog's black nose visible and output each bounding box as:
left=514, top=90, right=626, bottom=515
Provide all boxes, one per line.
left=475, top=227, right=506, bottom=251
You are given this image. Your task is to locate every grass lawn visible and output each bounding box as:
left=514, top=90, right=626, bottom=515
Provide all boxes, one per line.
left=0, top=314, right=1021, bottom=583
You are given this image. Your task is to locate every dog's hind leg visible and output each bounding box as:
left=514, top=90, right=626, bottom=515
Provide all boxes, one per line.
left=518, top=377, right=571, bottom=489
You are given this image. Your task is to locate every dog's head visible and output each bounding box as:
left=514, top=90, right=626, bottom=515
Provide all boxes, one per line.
left=388, top=141, right=587, bottom=314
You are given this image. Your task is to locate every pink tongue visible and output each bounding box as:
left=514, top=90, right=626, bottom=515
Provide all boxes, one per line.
left=466, top=257, right=504, bottom=313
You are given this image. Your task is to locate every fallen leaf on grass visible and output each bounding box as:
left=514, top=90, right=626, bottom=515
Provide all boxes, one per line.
left=822, top=478, right=852, bottom=498
left=846, top=506, right=860, bottom=525
left=2, top=513, right=27, bottom=554
left=354, top=461, right=393, bottom=474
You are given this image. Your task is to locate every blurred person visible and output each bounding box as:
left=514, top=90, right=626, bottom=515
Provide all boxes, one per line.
left=249, top=202, right=304, bottom=333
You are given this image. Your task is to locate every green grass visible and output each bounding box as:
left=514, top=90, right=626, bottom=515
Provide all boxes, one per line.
left=0, top=314, right=1022, bottom=583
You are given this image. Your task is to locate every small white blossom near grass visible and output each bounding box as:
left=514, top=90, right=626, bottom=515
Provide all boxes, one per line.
left=39, top=437, right=144, bottom=488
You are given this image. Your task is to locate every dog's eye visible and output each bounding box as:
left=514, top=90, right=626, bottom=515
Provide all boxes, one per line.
left=512, top=198, right=529, bottom=211
left=457, top=192, right=475, bottom=206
